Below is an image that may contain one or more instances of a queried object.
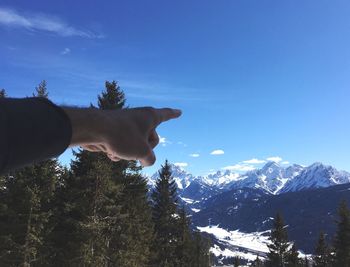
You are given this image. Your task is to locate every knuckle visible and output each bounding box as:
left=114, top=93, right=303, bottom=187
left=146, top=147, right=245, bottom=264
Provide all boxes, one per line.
left=143, top=106, right=155, bottom=115
left=143, top=107, right=158, bottom=123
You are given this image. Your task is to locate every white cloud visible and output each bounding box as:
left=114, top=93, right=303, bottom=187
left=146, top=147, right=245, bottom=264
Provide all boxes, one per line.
left=159, top=135, right=166, bottom=144
left=222, top=164, right=256, bottom=172
left=0, top=7, right=102, bottom=38
left=281, top=161, right=290, bottom=165
left=158, top=135, right=171, bottom=147
left=61, top=47, right=71, bottom=55
left=189, top=153, right=200, bottom=158
left=174, top=162, right=188, bottom=168
left=266, top=156, right=283, bottom=163
left=211, top=149, right=225, bottom=155
left=242, top=158, right=266, bottom=164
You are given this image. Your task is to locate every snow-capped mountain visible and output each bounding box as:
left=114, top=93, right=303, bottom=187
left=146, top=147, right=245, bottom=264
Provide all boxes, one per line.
left=149, top=165, right=223, bottom=203
left=280, top=162, right=350, bottom=193
left=149, top=164, right=197, bottom=190
left=203, top=170, right=241, bottom=188
left=148, top=162, right=350, bottom=197
left=227, top=162, right=304, bottom=194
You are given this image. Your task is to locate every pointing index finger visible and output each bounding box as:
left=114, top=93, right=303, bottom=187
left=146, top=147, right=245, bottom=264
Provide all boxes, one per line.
left=155, top=108, right=182, bottom=125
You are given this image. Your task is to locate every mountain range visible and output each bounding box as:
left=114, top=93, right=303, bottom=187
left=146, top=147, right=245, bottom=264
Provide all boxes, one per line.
left=148, top=161, right=350, bottom=264
left=149, top=161, right=350, bottom=199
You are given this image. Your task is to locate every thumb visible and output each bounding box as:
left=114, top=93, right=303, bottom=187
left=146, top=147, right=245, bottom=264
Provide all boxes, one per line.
left=139, top=147, right=156, bottom=167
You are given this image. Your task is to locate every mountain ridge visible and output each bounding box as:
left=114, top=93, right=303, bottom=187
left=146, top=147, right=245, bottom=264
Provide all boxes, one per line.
left=148, top=161, right=350, bottom=196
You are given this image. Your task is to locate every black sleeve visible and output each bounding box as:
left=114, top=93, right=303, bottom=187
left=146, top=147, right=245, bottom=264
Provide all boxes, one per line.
left=0, top=97, right=72, bottom=173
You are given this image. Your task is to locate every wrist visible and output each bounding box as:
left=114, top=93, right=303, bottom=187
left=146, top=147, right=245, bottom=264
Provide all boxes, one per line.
left=63, top=107, right=104, bottom=147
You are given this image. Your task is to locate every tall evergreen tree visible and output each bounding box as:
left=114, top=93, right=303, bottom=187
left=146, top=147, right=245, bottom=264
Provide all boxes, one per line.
left=287, top=244, right=300, bottom=267
left=0, top=161, right=60, bottom=266
left=192, top=231, right=211, bottom=267
left=34, top=81, right=48, bottom=98
left=0, top=89, right=6, bottom=98
left=0, top=82, right=61, bottom=266
left=233, top=256, right=240, bottom=267
left=109, top=161, right=154, bottom=266
left=175, top=206, right=194, bottom=266
left=48, top=80, right=153, bottom=266
left=313, top=232, right=331, bottom=267
left=0, top=89, right=6, bottom=190
left=98, top=80, right=125, bottom=109
left=333, top=200, right=350, bottom=267
left=151, top=160, right=179, bottom=266
left=251, top=255, right=263, bottom=267
left=266, top=212, right=290, bottom=267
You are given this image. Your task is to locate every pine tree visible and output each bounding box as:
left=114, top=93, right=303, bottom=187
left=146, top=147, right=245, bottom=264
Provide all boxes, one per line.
left=0, top=89, right=6, bottom=190
left=333, top=200, right=350, bottom=267
left=48, top=80, right=153, bottom=266
left=251, top=255, right=263, bottom=267
left=287, top=243, right=300, bottom=267
left=175, top=206, right=194, bottom=266
left=0, top=82, right=62, bottom=266
left=233, top=256, right=240, bottom=267
left=109, top=161, right=154, bottom=266
left=30, top=80, right=62, bottom=266
left=0, top=162, right=60, bottom=266
left=34, top=80, right=48, bottom=98
left=313, top=232, right=331, bottom=267
left=151, top=160, right=179, bottom=266
left=192, top=231, right=211, bottom=267
left=266, top=212, right=290, bottom=267
left=98, top=80, right=125, bottom=109
left=0, top=89, right=6, bottom=98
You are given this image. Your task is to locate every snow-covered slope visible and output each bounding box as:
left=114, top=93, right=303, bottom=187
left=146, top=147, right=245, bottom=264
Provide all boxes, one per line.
left=198, top=225, right=270, bottom=262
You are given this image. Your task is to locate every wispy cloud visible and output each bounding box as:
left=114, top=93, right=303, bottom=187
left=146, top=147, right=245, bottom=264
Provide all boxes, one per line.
left=266, top=156, right=283, bottom=163
left=222, top=164, right=256, bottom=172
left=60, top=47, right=71, bottom=55
left=189, top=153, right=200, bottom=158
left=211, top=149, right=225, bottom=155
left=158, top=135, right=171, bottom=147
left=174, top=162, right=188, bottom=168
left=0, top=7, right=102, bottom=38
left=281, top=161, right=290, bottom=165
left=242, top=158, right=266, bottom=164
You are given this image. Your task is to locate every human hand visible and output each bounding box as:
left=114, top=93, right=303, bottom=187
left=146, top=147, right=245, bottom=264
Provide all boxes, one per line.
left=65, top=107, right=182, bottom=166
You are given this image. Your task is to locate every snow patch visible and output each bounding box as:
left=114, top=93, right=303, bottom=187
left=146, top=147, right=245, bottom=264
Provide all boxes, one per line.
left=191, top=208, right=201, bottom=213
left=197, top=225, right=270, bottom=253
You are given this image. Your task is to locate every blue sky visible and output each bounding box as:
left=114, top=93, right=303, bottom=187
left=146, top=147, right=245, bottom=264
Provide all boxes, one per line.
left=1, top=0, right=350, bottom=176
